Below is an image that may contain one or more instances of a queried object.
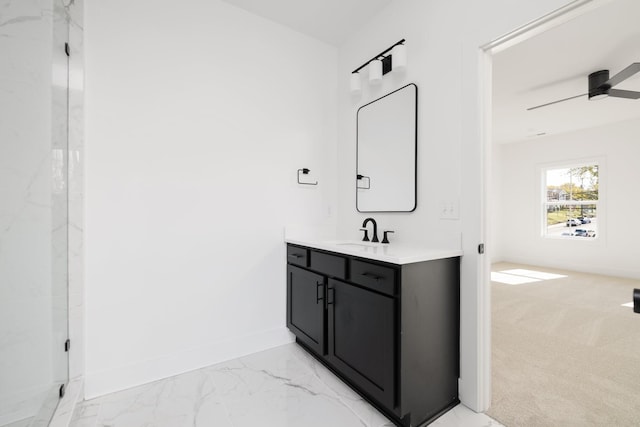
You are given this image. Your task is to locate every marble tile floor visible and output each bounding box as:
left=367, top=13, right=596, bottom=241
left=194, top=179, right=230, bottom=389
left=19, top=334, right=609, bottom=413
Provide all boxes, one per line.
left=69, top=344, right=501, bottom=427
left=1, top=419, right=32, bottom=427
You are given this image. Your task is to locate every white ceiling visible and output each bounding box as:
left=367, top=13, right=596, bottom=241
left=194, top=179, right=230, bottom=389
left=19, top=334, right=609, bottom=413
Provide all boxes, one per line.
left=220, top=0, right=394, bottom=46
left=492, top=0, right=640, bottom=144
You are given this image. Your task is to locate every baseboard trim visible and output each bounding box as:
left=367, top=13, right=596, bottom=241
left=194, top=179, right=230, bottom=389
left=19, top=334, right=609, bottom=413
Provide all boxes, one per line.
left=84, top=327, right=294, bottom=399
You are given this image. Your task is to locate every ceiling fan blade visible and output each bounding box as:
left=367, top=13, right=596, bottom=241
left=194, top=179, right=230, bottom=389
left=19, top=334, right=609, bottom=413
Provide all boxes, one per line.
left=527, top=93, right=587, bottom=111
left=608, top=89, right=640, bottom=99
left=606, top=63, right=640, bottom=87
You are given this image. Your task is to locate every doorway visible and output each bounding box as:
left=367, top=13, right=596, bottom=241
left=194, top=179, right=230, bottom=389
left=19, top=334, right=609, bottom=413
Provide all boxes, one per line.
left=483, top=0, right=640, bottom=424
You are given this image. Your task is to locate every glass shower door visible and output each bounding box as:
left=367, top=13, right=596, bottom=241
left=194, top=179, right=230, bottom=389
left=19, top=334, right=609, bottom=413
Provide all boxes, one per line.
left=0, top=0, right=69, bottom=425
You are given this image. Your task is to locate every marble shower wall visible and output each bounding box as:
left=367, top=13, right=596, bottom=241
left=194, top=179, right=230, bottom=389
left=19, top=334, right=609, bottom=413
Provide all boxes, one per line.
left=0, top=0, right=84, bottom=423
left=0, top=0, right=56, bottom=423
left=0, top=0, right=55, bottom=423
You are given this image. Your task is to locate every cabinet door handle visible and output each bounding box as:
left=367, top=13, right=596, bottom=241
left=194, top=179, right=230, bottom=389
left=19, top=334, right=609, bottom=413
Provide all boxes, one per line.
left=316, top=282, right=324, bottom=304
left=327, top=287, right=335, bottom=305
left=362, top=272, right=382, bottom=281
left=288, top=254, right=303, bottom=259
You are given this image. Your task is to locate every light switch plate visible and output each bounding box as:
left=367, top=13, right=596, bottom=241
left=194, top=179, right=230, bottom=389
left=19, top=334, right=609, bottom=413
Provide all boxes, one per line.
left=439, top=200, right=459, bottom=220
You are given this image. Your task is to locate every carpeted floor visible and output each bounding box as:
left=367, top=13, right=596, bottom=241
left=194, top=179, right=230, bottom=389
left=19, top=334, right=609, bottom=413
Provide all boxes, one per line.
left=487, top=262, right=640, bottom=427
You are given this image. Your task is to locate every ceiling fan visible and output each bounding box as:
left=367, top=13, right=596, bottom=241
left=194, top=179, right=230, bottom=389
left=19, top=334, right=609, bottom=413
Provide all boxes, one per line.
left=528, top=63, right=640, bottom=111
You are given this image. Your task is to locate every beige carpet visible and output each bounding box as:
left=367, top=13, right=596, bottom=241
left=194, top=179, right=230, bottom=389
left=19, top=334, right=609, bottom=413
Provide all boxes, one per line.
left=487, top=262, right=640, bottom=427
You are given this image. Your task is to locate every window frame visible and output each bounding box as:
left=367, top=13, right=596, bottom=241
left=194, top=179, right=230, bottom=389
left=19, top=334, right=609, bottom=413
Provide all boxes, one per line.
left=540, top=158, right=604, bottom=241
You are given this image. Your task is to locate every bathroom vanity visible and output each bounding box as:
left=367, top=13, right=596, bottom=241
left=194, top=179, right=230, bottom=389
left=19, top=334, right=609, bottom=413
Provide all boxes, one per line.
left=285, top=238, right=462, bottom=427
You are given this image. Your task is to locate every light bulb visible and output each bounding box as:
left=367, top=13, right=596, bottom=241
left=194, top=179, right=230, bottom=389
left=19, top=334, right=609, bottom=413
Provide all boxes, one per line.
left=391, top=44, right=407, bottom=71
left=369, top=59, right=382, bottom=85
left=350, top=73, right=362, bottom=94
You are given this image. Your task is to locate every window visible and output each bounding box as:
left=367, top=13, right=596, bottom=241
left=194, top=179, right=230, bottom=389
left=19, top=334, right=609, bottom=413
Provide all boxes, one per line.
left=543, top=164, right=599, bottom=239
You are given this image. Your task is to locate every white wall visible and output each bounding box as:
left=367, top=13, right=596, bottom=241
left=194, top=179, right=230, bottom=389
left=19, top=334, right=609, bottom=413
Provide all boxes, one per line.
left=84, top=0, right=580, bottom=408
left=336, top=0, right=573, bottom=410
left=337, top=7, right=463, bottom=248
left=490, top=143, right=505, bottom=267
left=84, top=0, right=337, bottom=398
left=492, top=118, right=640, bottom=279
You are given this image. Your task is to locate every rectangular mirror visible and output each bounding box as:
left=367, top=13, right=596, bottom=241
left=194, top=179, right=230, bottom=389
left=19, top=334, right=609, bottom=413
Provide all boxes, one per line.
left=356, top=83, right=417, bottom=212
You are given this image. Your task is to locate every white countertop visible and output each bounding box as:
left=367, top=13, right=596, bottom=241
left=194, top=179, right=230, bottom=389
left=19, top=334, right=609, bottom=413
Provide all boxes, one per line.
left=285, top=237, right=463, bottom=265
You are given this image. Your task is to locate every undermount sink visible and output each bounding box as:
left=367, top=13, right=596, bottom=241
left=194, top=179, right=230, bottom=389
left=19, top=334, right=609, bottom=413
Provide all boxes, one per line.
left=331, top=241, right=381, bottom=248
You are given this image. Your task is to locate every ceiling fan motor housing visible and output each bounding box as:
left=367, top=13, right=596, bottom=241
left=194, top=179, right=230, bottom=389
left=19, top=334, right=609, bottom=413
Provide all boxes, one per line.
left=588, top=70, right=610, bottom=99
left=529, top=63, right=640, bottom=110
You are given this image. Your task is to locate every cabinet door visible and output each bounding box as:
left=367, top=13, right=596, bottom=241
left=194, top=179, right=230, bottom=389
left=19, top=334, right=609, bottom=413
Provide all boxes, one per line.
left=327, top=279, right=396, bottom=409
left=287, top=265, right=326, bottom=355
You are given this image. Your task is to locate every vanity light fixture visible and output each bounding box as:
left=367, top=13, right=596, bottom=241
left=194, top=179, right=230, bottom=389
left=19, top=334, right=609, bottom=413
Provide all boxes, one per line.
left=350, top=72, right=362, bottom=94
left=351, top=39, right=406, bottom=92
left=369, top=59, right=383, bottom=85
left=391, top=43, right=407, bottom=71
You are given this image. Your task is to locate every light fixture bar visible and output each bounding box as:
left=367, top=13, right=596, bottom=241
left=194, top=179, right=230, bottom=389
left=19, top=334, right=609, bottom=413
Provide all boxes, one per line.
left=351, top=39, right=405, bottom=74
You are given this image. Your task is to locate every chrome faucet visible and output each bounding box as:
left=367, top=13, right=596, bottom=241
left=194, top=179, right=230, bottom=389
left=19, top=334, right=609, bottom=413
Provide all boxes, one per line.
left=362, top=218, right=379, bottom=243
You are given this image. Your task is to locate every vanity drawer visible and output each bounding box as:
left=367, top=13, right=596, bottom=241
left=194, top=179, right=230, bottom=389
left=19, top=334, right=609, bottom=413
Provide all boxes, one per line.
left=349, top=260, right=396, bottom=296
left=287, top=245, right=309, bottom=267
left=310, top=251, right=347, bottom=280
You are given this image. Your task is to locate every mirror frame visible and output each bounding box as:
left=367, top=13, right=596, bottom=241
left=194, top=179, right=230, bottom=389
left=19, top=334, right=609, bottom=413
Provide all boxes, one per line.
left=356, top=83, right=418, bottom=213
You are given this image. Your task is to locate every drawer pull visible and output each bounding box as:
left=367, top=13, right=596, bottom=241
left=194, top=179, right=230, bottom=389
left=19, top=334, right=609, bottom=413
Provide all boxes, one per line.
left=316, top=282, right=324, bottom=304
left=288, top=254, right=303, bottom=259
left=327, top=287, right=335, bottom=305
left=362, top=272, right=383, bottom=281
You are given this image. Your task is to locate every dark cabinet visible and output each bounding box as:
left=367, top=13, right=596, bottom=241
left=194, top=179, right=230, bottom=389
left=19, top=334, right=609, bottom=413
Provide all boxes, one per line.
left=287, top=245, right=309, bottom=267
left=327, top=278, right=395, bottom=409
left=286, top=243, right=460, bottom=427
left=286, top=265, right=326, bottom=355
